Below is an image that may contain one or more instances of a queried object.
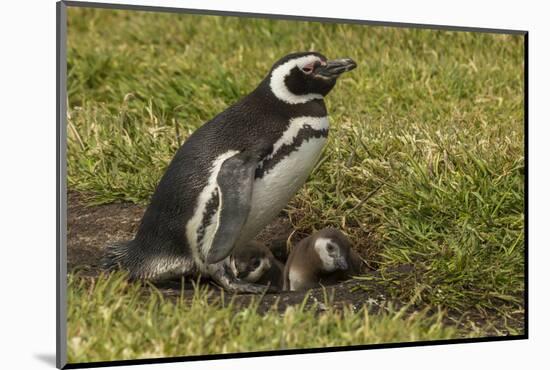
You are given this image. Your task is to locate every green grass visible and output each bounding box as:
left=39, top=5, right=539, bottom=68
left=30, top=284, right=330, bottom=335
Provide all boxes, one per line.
left=65, top=7, right=525, bottom=361
left=68, top=272, right=460, bottom=363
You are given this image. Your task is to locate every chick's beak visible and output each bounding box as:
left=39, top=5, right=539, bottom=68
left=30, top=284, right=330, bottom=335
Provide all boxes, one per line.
left=336, top=257, right=349, bottom=270
left=316, top=58, right=357, bottom=78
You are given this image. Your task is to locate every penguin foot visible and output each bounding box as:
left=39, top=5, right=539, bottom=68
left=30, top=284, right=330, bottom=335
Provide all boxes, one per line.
left=219, top=279, right=273, bottom=294
left=208, top=262, right=275, bottom=294
left=213, top=272, right=274, bottom=294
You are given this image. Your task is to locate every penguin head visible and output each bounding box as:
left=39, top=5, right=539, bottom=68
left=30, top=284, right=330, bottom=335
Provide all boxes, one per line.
left=230, top=242, right=273, bottom=283
left=312, top=229, right=353, bottom=273
left=268, top=52, right=356, bottom=104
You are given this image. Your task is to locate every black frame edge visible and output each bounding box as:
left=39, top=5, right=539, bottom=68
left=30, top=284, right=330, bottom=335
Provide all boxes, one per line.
left=62, top=335, right=527, bottom=369
left=57, top=1, right=68, bottom=369
left=523, top=32, right=529, bottom=338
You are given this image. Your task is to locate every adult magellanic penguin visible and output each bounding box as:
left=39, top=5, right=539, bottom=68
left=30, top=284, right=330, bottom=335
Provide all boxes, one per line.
left=102, top=52, right=356, bottom=292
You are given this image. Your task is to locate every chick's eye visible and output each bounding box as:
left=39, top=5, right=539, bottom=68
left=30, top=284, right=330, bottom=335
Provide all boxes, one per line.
left=327, top=244, right=335, bottom=252
left=251, top=258, right=261, bottom=268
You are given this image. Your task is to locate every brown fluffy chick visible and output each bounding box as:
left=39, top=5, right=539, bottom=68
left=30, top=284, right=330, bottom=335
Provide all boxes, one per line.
left=283, top=228, right=362, bottom=291
left=229, top=241, right=285, bottom=291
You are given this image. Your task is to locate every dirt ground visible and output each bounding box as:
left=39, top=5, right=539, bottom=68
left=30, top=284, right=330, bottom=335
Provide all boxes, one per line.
left=67, top=192, right=523, bottom=335
left=68, top=191, right=395, bottom=314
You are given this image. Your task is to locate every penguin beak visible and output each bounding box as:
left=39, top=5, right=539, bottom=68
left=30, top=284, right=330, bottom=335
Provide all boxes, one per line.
left=335, top=257, right=349, bottom=270
left=316, top=58, right=357, bottom=78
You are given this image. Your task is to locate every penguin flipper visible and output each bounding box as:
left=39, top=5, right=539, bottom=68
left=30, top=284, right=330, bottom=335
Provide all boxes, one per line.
left=205, top=152, right=258, bottom=264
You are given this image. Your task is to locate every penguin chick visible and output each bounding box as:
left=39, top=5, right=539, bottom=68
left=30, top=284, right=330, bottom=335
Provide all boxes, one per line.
left=283, top=228, right=363, bottom=291
left=229, top=241, right=285, bottom=291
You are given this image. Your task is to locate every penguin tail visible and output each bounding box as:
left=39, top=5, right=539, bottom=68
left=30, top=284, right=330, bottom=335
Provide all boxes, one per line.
left=101, top=241, right=132, bottom=272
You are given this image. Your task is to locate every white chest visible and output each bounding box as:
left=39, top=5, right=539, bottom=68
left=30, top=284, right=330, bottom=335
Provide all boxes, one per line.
left=237, top=116, right=329, bottom=244
left=186, top=116, right=329, bottom=268
left=288, top=268, right=304, bottom=291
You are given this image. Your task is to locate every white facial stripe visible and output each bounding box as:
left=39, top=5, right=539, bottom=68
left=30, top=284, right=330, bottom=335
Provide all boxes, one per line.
left=314, top=237, right=338, bottom=272
left=244, top=258, right=271, bottom=283
left=185, top=150, right=239, bottom=270
left=270, top=55, right=324, bottom=104
left=261, top=116, right=329, bottom=168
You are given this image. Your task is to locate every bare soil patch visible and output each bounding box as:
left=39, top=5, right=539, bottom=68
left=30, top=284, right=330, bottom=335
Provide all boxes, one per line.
left=68, top=192, right=390, bottom=314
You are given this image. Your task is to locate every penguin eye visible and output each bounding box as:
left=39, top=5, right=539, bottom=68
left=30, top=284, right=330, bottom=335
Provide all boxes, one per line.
left=251, top=258, right=261, bottom=268
left=301, top=62, right=315, bottom=74
left=327, top=244, right=335, bottom=252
